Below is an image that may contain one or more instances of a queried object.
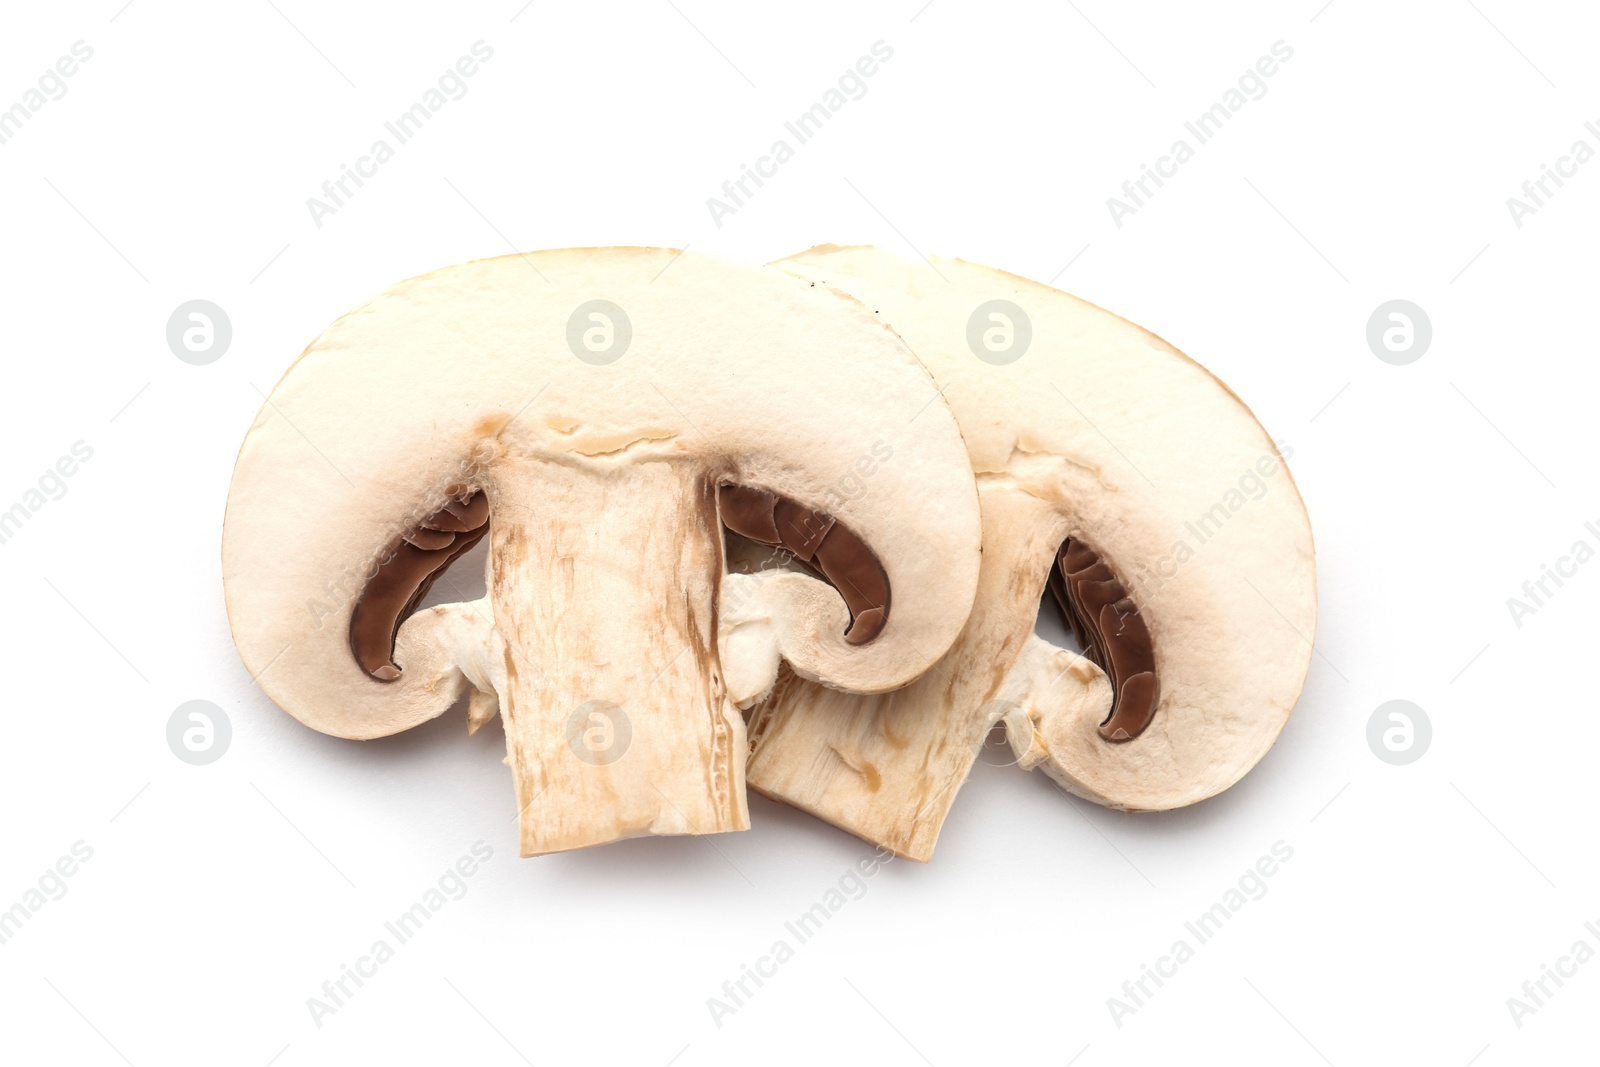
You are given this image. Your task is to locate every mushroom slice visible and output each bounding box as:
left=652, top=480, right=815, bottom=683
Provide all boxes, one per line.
left=222, top=247, right=982, bottom=858
left=745, top=245, right=1316, bottom=860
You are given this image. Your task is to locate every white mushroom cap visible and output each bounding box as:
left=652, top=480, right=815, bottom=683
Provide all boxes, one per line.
left=763, top=245, right=1316, bottom=816
left=222, top=248, right=982, bottom=743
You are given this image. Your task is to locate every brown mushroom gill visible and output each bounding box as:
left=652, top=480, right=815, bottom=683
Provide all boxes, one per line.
left=718, top=484, right=891, bottom=644
left=350, top=487, right=490, bottom=681
left=1047, top=538, right=1159, bottom=741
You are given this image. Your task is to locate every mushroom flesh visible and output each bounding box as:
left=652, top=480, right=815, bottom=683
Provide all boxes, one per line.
left=744, top=245, right=1317, bottom=860
left=222, top=248, right=983, bottom=857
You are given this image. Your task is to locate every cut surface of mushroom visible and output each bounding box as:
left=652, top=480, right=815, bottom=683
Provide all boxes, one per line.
left=222, top=247, right=983, bottom=857
left=745, top=245, right=1316, bottom=860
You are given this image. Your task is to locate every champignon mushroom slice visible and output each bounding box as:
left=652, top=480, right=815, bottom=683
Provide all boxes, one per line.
left=222, top=247, right=983, bottom=858
left=744, top=245, right=1316, bottom=860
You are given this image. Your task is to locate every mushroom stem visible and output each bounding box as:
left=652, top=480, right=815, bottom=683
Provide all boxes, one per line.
left=484, top=454, right=748, bottom=856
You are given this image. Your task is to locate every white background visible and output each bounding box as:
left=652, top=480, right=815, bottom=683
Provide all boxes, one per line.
left=1, top=1, right=1595, bottom=1063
